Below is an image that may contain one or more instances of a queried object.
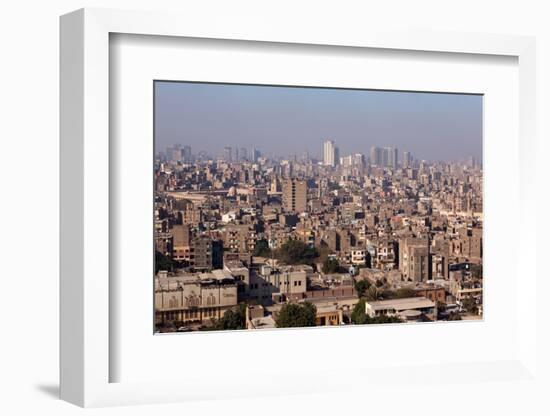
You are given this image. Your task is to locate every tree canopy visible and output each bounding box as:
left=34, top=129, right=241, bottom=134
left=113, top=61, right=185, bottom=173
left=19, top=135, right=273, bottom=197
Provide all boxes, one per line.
left=322, top=257, right=341, bottom=274
left=276, top=302, right=317, bottom=328
left=275, top=240, right=317, bottom=265
left=365, top=285, right=381, bottom=301
left=253, top=239, right=271, bottom=257
left=353, top=279, right=371, bottom=298
left=208, top=304, right=247, bottom=330
left=351, top=300, right=367, bottom=325
left=155, top=251, right=175, bottom=273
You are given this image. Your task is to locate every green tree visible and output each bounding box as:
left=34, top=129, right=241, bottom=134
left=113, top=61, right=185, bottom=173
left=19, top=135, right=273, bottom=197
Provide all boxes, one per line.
left=275, top=302, right=317, bottom=328
left=276, top=240, right=317, bottom=265
left=155, top=251, right=174, bottom=273
left=351, top=300, right=367, bottom=325
left=253, top=239, right=271, bottom=257
left=365, top=285, right=381, bottom=301
left=322, top=257, right=341, bottom=274
left=219, top=309, right=242, bottom=330
left=354, top=279, right=371, bottom=298
left=208, top=305, right=247, bottom=330
left=392, top=288, right=419, bottom=299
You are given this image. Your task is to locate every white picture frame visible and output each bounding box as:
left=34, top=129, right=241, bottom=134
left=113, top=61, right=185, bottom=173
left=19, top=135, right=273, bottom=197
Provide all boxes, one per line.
left=60, top=7, right=539, bottom=408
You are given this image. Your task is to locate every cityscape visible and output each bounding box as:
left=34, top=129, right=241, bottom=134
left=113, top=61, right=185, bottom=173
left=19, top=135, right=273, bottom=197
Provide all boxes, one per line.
left=154, top=83, right=483, bottom=333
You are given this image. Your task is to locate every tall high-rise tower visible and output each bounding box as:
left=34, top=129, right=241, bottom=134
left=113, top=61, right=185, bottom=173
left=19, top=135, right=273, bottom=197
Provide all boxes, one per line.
left=382, top=146, right=398, bottom=168
left=223, top=146, right=232, bottom=162
left=370, top=146, right=382, bottom=166
left=182, top=145, right=192, bottom=163
left=403, top=151, right=412, bottom=168
left=389, top=147, right=398, bottom=168
left=240, top=147, right=248, bottom=162
left=323, top=139, right=338, bottom=167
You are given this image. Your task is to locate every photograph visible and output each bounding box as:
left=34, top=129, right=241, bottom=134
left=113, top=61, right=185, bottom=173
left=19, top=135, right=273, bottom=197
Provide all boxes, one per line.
left=153, top=81, right=483, bottom=333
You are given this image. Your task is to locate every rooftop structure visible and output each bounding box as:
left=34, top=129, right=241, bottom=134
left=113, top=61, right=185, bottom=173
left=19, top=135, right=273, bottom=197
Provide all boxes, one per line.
left=365, top=297, right=435, bottom=318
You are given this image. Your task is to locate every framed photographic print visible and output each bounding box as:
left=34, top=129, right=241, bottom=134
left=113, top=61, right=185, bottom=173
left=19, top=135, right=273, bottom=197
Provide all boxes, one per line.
left=60, top=7, right=540, bottom=409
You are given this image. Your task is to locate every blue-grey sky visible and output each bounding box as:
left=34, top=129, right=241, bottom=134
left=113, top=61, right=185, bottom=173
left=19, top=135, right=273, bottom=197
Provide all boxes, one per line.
left=154, top=81, right=482, bottom=162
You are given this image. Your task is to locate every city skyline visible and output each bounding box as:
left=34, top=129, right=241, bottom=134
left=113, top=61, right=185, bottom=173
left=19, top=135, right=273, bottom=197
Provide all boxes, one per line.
left=154, top=81, right=483, bottom=162
left=161, top=141, right=479, bottom=168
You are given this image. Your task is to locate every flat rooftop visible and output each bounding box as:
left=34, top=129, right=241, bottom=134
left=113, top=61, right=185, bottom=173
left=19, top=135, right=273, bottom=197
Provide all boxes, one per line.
left=366, top=297, right=435, bottom=311
left=155, top=270, right=235, bottom=290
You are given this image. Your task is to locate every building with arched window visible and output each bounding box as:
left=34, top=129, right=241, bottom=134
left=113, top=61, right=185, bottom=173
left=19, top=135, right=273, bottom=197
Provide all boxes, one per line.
left=155, top=270, right=238, bottom=329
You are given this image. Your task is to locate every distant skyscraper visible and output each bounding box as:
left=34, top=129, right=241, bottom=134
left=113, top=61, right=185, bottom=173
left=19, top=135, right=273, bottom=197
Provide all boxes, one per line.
left=381, top=148, right=388, bottom=167
left=168, top=144, right=182, bottom=163
left=370, top=146, right=397, bottom=167
left=382, top=146, right=398, bottom=168
left=182, top=145, right=192, bottom=163
left=323, top=139, right=337, bottom=167
left=390, top=147, right=398, bottom=168
left=353, top=153, right=365, bottom=167
left=251, top=147, right=261, bottom=163
left=383, top=147, right=390, bottom=167
left=223, top=146, right=232, bottom=162
left=282, top=178, right=307, bottom=213
left=370, top=146, right=382, bottom=166
left=403, top=151, right=412, bottom=168
left=240, top=147, right=248, bottom=162
left=341, top=155, right=352, bottom=167
left=341, top=153, right=364, bottom=168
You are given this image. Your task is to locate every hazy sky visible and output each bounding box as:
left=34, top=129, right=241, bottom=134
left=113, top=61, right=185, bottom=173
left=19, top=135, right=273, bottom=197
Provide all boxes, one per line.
left=154, top=81, right=482, bottom=162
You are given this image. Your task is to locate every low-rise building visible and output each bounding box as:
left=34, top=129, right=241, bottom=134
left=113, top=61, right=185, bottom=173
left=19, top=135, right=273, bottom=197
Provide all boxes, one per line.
left=414, top=283, right=447, bottom=304
left=259, top=264, right=308, bottom=295
left=155, top=270, right=238, bottom=328
left=313, top=303, right=343, bottom=326
left=245, top=305, right=277, bottom=330
left=365, top=297, right=435, bottom=319
left=224, top=260, right=250, bottom=300
left=450, top=272, right=483, bottom=301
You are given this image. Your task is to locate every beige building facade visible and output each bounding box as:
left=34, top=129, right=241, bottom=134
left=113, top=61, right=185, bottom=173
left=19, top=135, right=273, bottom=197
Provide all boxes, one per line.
left=282, top=178, right=307, bottom=214
left=155, top=270, right=238, bottom=327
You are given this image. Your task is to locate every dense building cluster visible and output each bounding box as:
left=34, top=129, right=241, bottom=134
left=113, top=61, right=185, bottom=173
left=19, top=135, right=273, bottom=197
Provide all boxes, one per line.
left=155, top=140, right=483, bottom=332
